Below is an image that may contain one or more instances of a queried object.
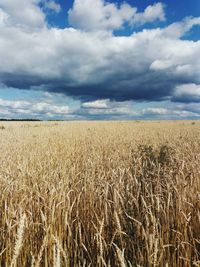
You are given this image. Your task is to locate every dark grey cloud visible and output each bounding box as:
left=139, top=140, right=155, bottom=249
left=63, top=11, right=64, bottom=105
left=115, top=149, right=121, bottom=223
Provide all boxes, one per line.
left=0, top=67, right=196, bottom=103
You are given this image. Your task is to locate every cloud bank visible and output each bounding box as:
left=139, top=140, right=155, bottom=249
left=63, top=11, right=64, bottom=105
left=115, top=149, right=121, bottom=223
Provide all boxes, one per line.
left=0, top=96, right=70, bottom=119
left=0, top=0, right=200, bottom=119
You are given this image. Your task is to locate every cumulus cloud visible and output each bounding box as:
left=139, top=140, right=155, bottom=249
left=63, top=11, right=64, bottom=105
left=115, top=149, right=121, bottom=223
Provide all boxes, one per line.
left=1, top=17, right=200, bottom=103
left=0, top=0, right=45, bottom=29
left=162, top=16, right=200, bottom=39
left=173, top=83, right=200, bottom=102
left=68, top=0, right=136, bottom=31
left=79, top=99, right=137, bottom=119
left=0, top=0, right=200, bottom=118
left=80, top=100, right=200, bottom=120
left=0, top=93, right=137, bottom=120
left=131, top=3, right=165, bottom=26
left=68, top=0, right=165, bottom=32
left=0, top=97, right=71, bottom=119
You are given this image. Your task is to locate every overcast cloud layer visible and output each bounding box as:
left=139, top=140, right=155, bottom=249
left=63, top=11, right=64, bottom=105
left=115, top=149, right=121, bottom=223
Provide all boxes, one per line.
left=0, top=0, right=200, bottom=119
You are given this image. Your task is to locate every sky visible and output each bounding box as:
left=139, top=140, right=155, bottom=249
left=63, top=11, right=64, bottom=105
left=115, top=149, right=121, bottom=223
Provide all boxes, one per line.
left=0, top=0, right=200, bottom=120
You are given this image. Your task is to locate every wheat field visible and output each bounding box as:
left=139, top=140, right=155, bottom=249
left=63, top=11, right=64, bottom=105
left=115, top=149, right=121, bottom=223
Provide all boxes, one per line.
left=0, top=121, right=200, bottom=267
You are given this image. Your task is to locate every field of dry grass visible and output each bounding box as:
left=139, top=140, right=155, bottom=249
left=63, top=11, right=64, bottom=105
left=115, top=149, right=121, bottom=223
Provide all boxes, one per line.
left=0, top=121, right=200, bottom=267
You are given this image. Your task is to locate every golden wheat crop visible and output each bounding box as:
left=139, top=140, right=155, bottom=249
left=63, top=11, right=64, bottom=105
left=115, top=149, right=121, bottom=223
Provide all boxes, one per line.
left=0, top=121, right=200, bottom=267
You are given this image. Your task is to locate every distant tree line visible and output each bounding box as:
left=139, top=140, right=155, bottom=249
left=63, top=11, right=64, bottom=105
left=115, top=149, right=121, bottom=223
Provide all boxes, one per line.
left=0, top=119, right=42, bottom=121
left=0, top=119, right=67, bottom=121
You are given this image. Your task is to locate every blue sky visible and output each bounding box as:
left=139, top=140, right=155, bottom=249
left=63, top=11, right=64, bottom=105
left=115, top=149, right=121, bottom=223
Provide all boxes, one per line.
left=0, top=0, right=200, bottom=120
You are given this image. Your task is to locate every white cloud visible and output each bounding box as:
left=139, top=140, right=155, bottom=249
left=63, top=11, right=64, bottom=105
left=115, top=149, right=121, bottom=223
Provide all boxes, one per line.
left=82, top=99, right=109, bottom=109
left=80, top=99, right=137, bottom=118
left=68, top=0, right=136, bottom=32
left=162, top=17, right=200, bottom=39
left=131, top=3, right=165, bottom=26
left=175, top=84, right=200, bottom=96
left=0, top=98, right=70, bottom=118
left=1, top=16, right=199, bottom=87
left=0, top=98, right=30, bottom=109
left=84, top=107, right=134, bottom=116
left=0, top=95, right=137, bottom=120
left=150, top=60, right=173, bottom=71
left=33, top=102, right=70, bottom=114
left=142, top=107, right=169, bottom=115
left=142, top=106, right=200, bottom=118
left=43, top=0, right=61, bottom=14
left=173, top=84, right=200, bottom=102
left=68, top=0, right=165, bottom=32
left=177, top=102, right=200, bottom=114
left=0, top=0, right=45, bottom=29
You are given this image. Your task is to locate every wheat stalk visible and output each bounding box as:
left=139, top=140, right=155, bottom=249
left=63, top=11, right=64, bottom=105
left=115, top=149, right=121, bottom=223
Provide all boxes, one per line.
left=10, top=213, right=26, bottom=267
